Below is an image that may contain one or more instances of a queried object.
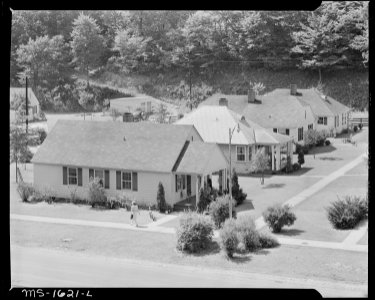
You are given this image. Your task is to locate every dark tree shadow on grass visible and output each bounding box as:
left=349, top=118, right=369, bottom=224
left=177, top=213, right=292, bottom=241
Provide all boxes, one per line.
left=307, top=145, right=336, bottom=155
left=229, top=254, right=252, bottom=264
left=235, top=200, right=255, bottom=213
left=276, top=228, right=305, bottom=237
left=186, top=240, right=222, bottom=257
left=318, top=157, right=343, bottom=161
left=262, top=183, right=285, bottom=189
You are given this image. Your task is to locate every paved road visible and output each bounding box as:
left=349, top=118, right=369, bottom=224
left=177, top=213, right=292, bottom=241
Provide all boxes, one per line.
left=11, top=246, right=367, bottom=297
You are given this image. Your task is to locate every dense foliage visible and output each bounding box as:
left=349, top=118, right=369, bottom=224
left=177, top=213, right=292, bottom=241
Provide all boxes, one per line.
left=262, top=204, right=297, bottom=233
left=88, top=177, right=107, bottom=208
left=156, top=182, right=167, bottom=213
left=176, top=211, right=214, bottom=253
left=326, top=195, right=368, bottom=229
left=11, top=6, right=368, bottom=111
left=209, top=196, right=237, bottom=229
left=231, top=170, right=247, bottom=206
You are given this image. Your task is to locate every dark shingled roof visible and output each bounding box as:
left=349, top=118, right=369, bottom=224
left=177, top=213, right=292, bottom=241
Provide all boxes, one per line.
left=32, top=120, right=199, bottom=173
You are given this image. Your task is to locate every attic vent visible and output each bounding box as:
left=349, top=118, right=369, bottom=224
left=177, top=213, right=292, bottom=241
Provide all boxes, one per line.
left=240, top=116, right=246, bottom=121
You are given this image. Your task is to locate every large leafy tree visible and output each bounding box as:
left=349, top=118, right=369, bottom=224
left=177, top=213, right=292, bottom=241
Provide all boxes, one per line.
left=70, top=13, right=105, bottom=86
left=291, top=2, right=366, bottom=82
left=16, top=35, right=73, bottom=108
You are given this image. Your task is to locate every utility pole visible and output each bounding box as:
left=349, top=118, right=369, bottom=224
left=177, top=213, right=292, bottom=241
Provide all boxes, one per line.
left=25, top=77, right=28, bottom=135
left=228, top=123, right=240, bottom=219
left=229, top=128, right=232, bottom=219
left=189, top=52, right=192, bottom=111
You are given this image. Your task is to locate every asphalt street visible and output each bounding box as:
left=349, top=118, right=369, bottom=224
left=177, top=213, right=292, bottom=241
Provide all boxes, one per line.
left=11, top=246, right=367, bottom=297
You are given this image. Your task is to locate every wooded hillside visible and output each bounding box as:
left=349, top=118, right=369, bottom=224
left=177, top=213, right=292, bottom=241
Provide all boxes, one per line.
left=10, top=5, right=369, bottom=112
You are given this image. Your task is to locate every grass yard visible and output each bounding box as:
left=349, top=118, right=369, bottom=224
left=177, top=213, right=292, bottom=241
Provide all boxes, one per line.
left=10, top=219, right=368, bottom=285
left=358, top=230, right=368, bottom=245
left=260, top=174, right=368, bottom=242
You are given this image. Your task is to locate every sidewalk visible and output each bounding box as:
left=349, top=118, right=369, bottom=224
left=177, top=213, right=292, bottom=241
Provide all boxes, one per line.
left=254, top=152, right=367, bottom=230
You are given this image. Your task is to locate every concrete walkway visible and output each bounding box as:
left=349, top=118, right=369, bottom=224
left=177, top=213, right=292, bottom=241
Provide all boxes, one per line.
left=255, top=152, right=367, bottom=230
left=10, top=213, right=367, bottom=253
left=342, top=220, right=368, bottom=245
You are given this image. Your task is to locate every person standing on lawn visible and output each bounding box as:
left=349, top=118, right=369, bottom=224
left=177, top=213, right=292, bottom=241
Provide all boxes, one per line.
left=130, top=201, right=140, bottom=227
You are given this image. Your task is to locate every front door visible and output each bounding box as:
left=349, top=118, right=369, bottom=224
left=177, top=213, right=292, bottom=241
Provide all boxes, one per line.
left=187, top=175, right=191, bottom=196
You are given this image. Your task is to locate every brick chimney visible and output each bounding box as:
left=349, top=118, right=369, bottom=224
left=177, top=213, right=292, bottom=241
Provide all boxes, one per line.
left=248, top=88, right=255, bottom=103
left=219, top=97, right=228, bottom=107
left=290, top=84, right=297, bottom=95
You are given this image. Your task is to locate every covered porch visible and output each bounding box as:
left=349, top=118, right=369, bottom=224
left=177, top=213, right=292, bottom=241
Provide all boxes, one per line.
left=172, top=142, right=228, bottom=211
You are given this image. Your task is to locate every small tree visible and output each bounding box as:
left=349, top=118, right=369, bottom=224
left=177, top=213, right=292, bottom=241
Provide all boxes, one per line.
left=88, top=177, right=106, bottom=208
left=197, top=187, right=213, bottom=212
left=10, top=126, right=28, bottom=181
left=249, top=147, right=269, bottom=185
left=298, top=151, right=305, bottom=166
left=156, top=182, right=167, bottom=213
left=231, top=170, right=247, bottom=206
left=156, top=103, right=168, bottom=124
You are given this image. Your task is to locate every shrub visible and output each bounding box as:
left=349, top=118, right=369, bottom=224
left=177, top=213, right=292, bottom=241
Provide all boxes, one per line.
left=37, top=128, right=47, bottom=144
left=359, top=123, right=363, bottom=130
left=235, top=216, right=260, bottom=252
left=295, top=143, right=302, bottom=154
left=284, top=156, right=293, bottom=173
left=326, top=195, right=368, bottom=229
left=302, top=145, right=309, bottom=154
left=176, top=211, right=214, bottom=253
left=316, top=130, right=327, bottom=146
left=88, top=177, right=107, bottom=208
left=219, top=218, right=239, bottom=258
left=209, top=196, right=237, bottom=229
left=258, top=232, right=280, bottom=248
left=304, top=129, right=318, bottom=147
left=298, top=151, right=305, bottom=165
left=156, top=182, right=167, bottom=213
left=231, top=170, right=247, bottom=206
left=353, top=125, right=358, bottom=132
left=106, top=196, right=122, bottom=209
left=292, top=163, right=301, bottom=171
left=16, top=182, right=35, bottom=202
left=325, top=140, right=331, bottom=146
left=262, top=204, right=297, bottom=233
left=197, top=187, right=214, bottom=213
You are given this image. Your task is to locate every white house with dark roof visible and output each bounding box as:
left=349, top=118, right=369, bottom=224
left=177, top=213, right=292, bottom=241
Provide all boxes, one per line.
left=176, top=106, right=294, bottom=174
left=201, top=87, right=316, bottom=147
left=293, top=88, right=351, bottom=135
left=31, top=120, right=228, bottom=207
left=10, top=87, right=41, bottom=122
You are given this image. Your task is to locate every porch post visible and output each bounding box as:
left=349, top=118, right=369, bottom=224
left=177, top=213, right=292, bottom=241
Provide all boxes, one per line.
left=195, top=174, right=199, bottom=206
left=276, top=145, right=281, bottom=171
left=271, top=145, right=275, bottom=171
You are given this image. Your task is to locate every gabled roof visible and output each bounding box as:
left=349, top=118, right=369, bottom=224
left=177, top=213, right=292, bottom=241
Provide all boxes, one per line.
left=32, top=120, right=200, bottom=173
left=200, top=92, right=315, bottom=129
left=293, top=88, right=350, bottom=116
left=10, top=87, right=40, bottom=107
left=175, top=142, right=228, bottom=175
left=176, top=106, right=292, bottom=145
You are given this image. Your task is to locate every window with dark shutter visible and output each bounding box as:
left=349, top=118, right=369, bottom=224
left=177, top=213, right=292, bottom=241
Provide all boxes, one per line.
left=78, top=168, right=82, bottom=186
left=105, top=170, right=110, bottom=189
left=273, top=128, right=277, bottom=133
left=116, top=171, right=121, bottom=190
left=63, top=166, right=67, bottom=185
left=89, top=169, right=94, bottom=181
left=132, top=172, right=138, bottom=191
left=286, top=129, right=289, bottom=135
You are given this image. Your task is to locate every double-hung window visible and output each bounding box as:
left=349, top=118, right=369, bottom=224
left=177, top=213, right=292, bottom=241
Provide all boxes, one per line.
left=122, top=172, right=132, bottom=190
left=318, top=117, right=323, bottom=124
left=68, top=167, right=78, bottom=185
left=273, top=128, right=277, bottom=133
left=308, top=124, right=313, bottom=130
left=237, top=146, right=245, bottom=162
left=298, top=127, right=304, bottom=141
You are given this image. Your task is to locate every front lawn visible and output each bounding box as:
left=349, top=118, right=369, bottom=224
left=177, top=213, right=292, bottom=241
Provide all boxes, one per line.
left=10, top=219, right=368, bottom=285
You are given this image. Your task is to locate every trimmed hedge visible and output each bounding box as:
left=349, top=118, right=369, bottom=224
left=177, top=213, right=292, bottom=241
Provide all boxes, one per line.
left=326, top=195, right=368, bottom=229
left=219, top=218, right=239, bottom=258
left=176, top=211, right=214, bottom=253
left=235, top=216, right=260, bottom=252
left=209, top=196, right=237, bottom=229
left=262, top=204, right=297, bottom=233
